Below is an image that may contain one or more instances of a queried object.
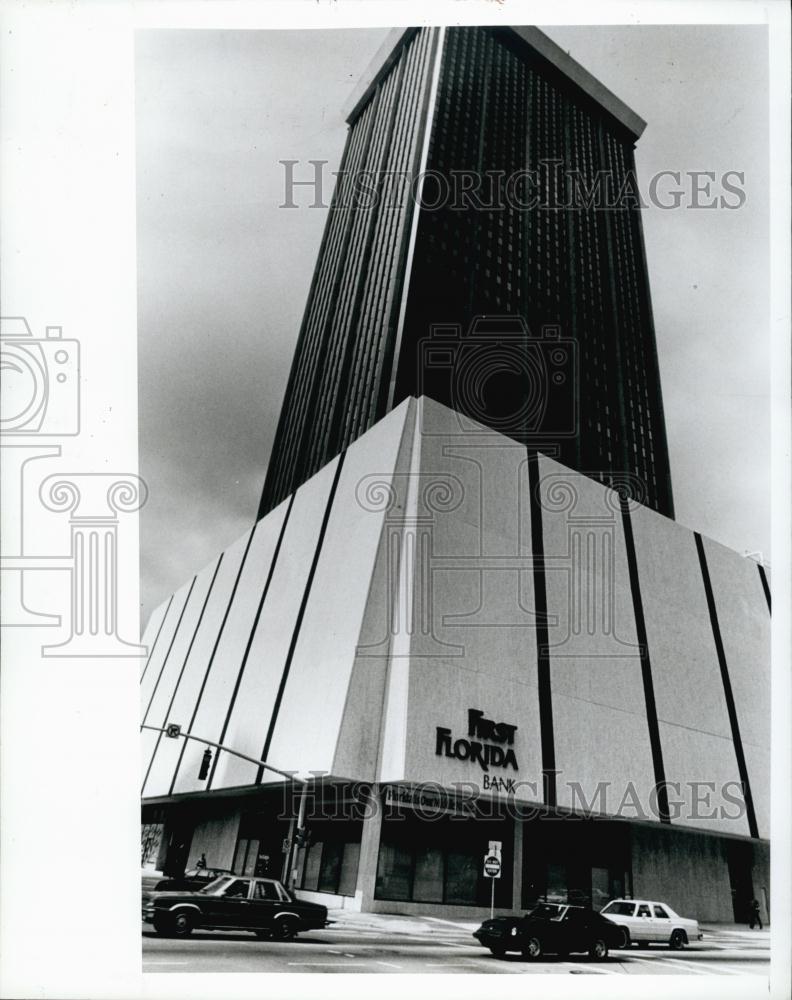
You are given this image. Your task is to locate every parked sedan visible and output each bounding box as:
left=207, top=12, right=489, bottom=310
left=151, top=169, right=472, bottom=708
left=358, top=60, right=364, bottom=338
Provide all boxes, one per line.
left=473, top=903, right=625, bottom=960
left=143, top=866, right=234, bottom=895
left=600, top=898, right=703, bottom=949
left=142, top=875, right=329, bottom=939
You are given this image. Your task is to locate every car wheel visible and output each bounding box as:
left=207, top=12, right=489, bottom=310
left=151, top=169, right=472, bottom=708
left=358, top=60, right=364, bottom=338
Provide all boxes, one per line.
left=170, top=910, right=193, bottom=938
left=618, top=927, right=631, bottom=949
left=669, top=929, right=686, bottom=950
left=489, top=946, right=506, bottom=958
left=589, top=938, right=609, bottom=961
left=522, top=936, right=543, bottom=960
left=275, top=917, right=299, bottom=940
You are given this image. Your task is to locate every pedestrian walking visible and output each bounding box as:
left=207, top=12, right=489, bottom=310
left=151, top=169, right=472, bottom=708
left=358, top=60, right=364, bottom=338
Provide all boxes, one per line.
left=748, top=898, right=763, bottom=929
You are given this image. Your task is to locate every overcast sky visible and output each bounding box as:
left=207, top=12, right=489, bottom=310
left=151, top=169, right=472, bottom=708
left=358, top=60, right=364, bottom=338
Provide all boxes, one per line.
left=136, top=24, right=769, bottom=626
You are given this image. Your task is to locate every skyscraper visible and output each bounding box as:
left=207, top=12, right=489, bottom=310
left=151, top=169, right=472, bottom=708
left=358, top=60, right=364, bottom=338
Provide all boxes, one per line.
left=258, top=25, right=674, bottom=520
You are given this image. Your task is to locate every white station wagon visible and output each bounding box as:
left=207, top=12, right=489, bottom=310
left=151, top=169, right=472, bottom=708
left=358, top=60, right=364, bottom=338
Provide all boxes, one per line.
left=600, top=899, right=703, bottom=949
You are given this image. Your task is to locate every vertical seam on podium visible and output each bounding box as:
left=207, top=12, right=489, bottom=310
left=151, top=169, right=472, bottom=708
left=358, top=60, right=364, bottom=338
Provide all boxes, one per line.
left=695, top=533, right=759, bottom=839
left=620, top=497, right=670, bottom=823
left=139, top=593, right=174, bottom=684
left=141, top=556, right=223, bottom=797
left=141, top=578, right=196, bottom=728
left=527, top=450, right=556, bottom=807
left=258, top=452, right=347, bottom=779
left=757, top=563, right=771, bottom=614
left=207, top=495, right=296, bottom=790
left=168, top=527, right=257, bottom=796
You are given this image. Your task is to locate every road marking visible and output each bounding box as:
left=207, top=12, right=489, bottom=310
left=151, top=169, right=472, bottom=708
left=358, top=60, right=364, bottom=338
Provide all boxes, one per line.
left=425, top=962, right=479, bottom=967
left=627, top=955, right=725, bottom=975
left=707, top=964, right=769, bottom=976
left=376, top=961, right=403, bottom=969
left=425, top=917, right=479, bottom=931
left=288, top=962, right=366, bottom=968
left=655, top=955, right=744, bottom=975
left=567, top=963, right=613, bottom=974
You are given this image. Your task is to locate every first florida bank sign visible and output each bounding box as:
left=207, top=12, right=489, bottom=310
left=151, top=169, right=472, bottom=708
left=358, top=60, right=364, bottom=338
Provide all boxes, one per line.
left=436, top=708, right=519, bottom=792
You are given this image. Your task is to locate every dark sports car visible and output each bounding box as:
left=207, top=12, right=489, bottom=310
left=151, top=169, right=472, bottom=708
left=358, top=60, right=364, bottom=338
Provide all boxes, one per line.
left=473, top=903, right=626, bottom=960
left=142, top=874, right=329, bottom=939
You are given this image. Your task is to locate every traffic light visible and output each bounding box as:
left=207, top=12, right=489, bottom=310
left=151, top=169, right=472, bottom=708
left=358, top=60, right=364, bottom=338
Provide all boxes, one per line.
left=198, top=748, right=212, bottom=780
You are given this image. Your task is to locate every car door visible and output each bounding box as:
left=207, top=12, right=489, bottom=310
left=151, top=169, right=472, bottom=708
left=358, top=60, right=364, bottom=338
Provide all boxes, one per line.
left=633, top=902, right=653, bottom=941
left=544, top=905, right=569, bottom=953
left=247, top=879, right=283, bottom=930
left=560, top=909, right=589, bottom=954
left=601, top=900, right=637, bottom=940
left=651, top=904, right=673, bottom=943
left=205, top=877, right=252, bottom=927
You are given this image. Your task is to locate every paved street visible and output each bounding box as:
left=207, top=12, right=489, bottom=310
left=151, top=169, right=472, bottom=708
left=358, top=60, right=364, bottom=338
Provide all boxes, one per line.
left=143, top=913, right=771, bottom=975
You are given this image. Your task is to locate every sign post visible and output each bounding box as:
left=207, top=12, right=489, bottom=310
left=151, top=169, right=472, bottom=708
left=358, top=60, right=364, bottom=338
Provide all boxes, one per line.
left=483, top=840, right=502, bottom=919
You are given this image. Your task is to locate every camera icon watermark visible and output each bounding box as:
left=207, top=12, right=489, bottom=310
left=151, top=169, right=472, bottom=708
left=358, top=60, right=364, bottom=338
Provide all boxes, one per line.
left=417, top=315, right=578, bottom=445
left=1, top=314, right=146, bottom=657
left=1, top=317, right=80, bottom=436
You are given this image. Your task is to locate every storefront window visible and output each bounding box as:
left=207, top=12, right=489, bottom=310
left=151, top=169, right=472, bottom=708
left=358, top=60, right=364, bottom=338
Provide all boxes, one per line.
left=375, top=810, right=512, bottom=907
left=338, top=842, right=361, bottom=896
left=412, top=847, right=444, bottom=903
left=318, top=842, right=343, bottom=893
left=521, top=818, right=631, bottom=910
left=444, top=850, right=479, bottom=905
left=298, top=818, right=363, bottom=897
left=591, top=866, right=610, bottom=911
left=376, top=842, right=413, bottom=900
left=301, top=842, right=323, bottom=891
left=141, top=822, right=164, bottom=867
left=545, top=862, right=568, bottom=904
left=232, top=838, right=264, bottom=876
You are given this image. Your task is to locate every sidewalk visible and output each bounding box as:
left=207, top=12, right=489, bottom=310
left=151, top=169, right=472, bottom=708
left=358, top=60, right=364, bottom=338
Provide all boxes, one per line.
left=327, top=909, right=479, bottom=937
left=700, top=923, right=771, bottom=941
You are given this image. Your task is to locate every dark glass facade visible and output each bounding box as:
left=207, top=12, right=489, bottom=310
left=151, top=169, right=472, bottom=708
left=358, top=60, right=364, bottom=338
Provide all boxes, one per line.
left=259, top=27, right=437, bottom=515
left=375, top=809, right=514, bottom=908
left=521, top=817, right=631, bottom=911
left=259, top=26, right=674, bottom=519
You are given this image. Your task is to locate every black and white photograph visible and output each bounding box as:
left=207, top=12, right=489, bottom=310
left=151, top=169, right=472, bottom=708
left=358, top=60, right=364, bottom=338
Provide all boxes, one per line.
left=1, top=2, right=790, bottom=999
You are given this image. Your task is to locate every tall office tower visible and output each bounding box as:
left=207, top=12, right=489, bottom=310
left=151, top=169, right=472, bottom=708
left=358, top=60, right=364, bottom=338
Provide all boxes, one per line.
left=258, top=26, right=674, bottom=519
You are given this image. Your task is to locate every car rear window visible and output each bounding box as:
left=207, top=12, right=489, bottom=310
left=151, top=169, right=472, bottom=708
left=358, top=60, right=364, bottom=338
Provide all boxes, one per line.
left=253, top=881, right=279, bottom=901
left=201, top=876, right=235, bottom=895
left=602, top=901, right=635, bottom=916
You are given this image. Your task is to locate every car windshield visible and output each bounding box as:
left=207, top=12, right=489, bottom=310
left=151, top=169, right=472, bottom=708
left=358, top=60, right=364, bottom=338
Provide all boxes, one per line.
left=199, top=876, right=235, bottom=895
left=601, top=901, right=635, bottom=916
left=528, top=904, right=566, bottom=921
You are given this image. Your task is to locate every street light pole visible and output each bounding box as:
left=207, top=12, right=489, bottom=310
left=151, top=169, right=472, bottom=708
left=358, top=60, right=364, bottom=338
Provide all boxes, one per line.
left=141, top=723, right=310, bottom=891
